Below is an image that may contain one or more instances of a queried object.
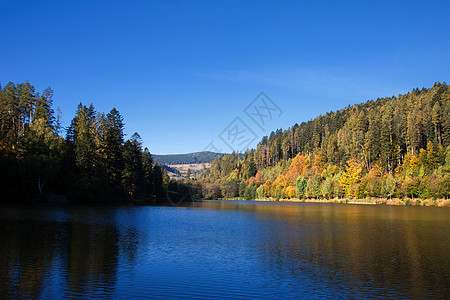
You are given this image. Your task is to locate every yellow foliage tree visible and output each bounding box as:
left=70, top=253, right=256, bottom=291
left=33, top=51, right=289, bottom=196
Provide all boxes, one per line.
left=285, top=186, right=296, bottom=198
left=339, top=158, right=363, bottom=197
left=226, top=169, right=239, bottom=182
left=408, top=153, right=420, bottom=175
left=263, top=180, right=272, bottom=197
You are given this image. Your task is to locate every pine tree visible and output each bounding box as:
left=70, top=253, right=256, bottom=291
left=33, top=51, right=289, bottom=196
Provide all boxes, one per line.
left=72, top=103, right=98, bottom=179
left=103, top=108, right=125, bottom=186
left=122, top=132, right=144, bottom=197
left=295, top=176, right=307, bottom=198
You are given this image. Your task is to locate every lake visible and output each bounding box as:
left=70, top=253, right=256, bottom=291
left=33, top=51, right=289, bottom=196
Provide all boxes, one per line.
left=1, top=200, right=449, bottom=299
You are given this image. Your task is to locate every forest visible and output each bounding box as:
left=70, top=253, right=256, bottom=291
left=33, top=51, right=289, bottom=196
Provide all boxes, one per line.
left=152, top=151, right=222, bottom=165
left=201, top=82, right=450, bottom=205
left=2, top=81, right=450, bottom=205
left=0, top=81, right=170, bottom=202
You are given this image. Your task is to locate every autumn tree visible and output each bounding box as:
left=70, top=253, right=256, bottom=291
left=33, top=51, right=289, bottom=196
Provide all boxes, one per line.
left=339, top=158, right=363, bottom=197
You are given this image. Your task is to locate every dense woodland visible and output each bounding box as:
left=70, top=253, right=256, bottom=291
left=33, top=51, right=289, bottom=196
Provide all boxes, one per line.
left=2, top=81, right=450, bottom=204
left=0, top=81, right=170, bottom=202
left=201, top=82, right=450, bottom=203
left=153, top=151, right=222, bottom=165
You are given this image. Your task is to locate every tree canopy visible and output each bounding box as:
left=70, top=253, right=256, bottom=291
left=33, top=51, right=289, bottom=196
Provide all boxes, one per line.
left=201, top=82, right=450, bottom=203
left=0, top=81, right=168, bottom=202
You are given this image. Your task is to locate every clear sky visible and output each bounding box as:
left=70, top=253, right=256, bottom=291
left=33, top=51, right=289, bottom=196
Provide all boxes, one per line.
left=1, top=0, right=449, bottom=154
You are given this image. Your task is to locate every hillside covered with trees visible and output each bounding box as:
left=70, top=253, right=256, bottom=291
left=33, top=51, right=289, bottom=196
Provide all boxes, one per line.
left=152, top=151, right=222, bottom=165
left=201, top=82, right=450, bottom=205
left=0, top=81, right=169, bottom=202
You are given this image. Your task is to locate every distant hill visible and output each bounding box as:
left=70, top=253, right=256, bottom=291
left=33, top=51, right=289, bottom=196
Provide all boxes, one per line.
left=160, top=164, right=182, bottom=177
left=152, top=151, right=222, bottom=165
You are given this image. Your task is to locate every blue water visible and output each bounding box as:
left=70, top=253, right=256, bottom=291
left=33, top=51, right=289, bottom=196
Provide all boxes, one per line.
left=1, top=200, right=449, bottom=299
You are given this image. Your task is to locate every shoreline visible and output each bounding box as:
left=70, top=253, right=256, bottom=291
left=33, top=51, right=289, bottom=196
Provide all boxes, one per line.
left=218, top=197, right=450, bottom=207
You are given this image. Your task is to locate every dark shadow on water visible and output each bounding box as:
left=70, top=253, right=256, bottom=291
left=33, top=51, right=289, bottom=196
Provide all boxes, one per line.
left=0, top=204, right=141, bottom=299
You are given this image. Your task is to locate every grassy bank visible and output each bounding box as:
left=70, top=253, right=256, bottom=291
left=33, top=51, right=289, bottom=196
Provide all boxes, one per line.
left=218, top=197, right=450, bottom=207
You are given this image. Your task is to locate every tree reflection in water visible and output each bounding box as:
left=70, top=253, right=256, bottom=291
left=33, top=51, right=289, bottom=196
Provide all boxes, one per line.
left=0, top=205, right=141, bottom=299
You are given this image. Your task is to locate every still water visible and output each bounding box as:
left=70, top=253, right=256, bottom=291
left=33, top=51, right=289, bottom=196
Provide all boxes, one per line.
left=0, top=200, right=449, bottom=299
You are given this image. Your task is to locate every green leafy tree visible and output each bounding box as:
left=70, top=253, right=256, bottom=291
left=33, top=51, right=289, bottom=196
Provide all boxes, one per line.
left=256, top=185, right=264, bottom=198
left=441, top=175, right=450, bottom=199
left=321, top=176, right=333, bottom=199
left=384, top=174, right=396, bottom=199
left=244, top=182, right=257, bottom=200
left=239, top=180, right=247, bottom=197
left=306, top=173, right=321, bottom=198
left=295, top=176, right=307, bottom=199
left=444, top=146, right=450, bottom=173
left=222, top=179, right=238, bottom=198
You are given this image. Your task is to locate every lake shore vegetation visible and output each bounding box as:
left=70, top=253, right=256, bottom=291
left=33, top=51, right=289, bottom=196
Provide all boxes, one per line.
left=201, top=82, right=450, bottom=206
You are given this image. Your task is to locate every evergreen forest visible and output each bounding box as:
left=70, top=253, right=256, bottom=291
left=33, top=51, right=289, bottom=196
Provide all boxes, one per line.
left=0, top=81, right=169, bottom=202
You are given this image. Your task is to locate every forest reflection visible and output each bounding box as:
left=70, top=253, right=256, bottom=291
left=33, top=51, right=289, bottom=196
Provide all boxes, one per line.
left=0, top=205, right=140, bottom=299
left=244, top=203, right=450, bottom=298
left=0, top=202, right=449, bottom=299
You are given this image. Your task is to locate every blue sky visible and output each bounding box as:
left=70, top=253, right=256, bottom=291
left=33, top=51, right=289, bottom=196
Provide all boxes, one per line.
left=1, top=0, right=449, bottom=154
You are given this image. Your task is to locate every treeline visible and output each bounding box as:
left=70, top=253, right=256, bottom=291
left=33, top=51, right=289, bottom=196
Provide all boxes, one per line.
left=152, top=151, right=222, bottom=165
left=0, top=81, right=169, bottom=202
left=201, top=82, right=450, bottom=203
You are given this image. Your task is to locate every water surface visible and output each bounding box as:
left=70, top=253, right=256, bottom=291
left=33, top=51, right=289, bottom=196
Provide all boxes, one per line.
left=1, top=201, right=449, bottom=299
